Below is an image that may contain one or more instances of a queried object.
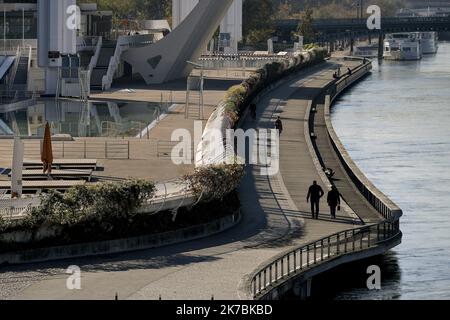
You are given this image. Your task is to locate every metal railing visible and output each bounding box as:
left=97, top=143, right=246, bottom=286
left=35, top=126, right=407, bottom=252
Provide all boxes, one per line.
left=0, top=39, right=36, bottom=53
left=198, top=56, right=286, bottom=70
left=76, top=36, right=101, bottom=51
left=8, top=140, right=134, bottom=161
left=326, top=59, right=403, bottom=222
left=251, top=220, right=401, bottom=297
left=54, top=140, right=132, bottom=160
left=101, top=120, right=147, bottom=139
left=249, top=57, right=403, bottom=299
left=0, top=197, right=41, bottom=220
left=137, top=179, right=196, bottom=216
left=87, top=37, right=103, bottom=76
left=0, top=179, right=198, bottom=221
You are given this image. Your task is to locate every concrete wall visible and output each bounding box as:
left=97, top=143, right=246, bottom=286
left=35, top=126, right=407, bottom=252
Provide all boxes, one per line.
left=0, top=210, right=240, bottom=266
left=327, top=60, right=403, bottom=221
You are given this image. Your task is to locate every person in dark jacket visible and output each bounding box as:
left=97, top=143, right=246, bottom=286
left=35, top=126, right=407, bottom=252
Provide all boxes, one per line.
left=327, top=186, right=341, bottom=219
left=307, top=181, right=324, bottom=219
left=275, top=116, right=283, bottom=136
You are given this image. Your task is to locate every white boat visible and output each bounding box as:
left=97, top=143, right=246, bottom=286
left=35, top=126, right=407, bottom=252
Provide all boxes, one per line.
left=416, top=31, right=439, bottom=54
left=383, top=33, right=423, bottom=61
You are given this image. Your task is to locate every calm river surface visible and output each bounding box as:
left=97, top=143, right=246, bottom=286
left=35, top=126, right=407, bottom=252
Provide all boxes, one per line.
left=318, top=42, right=450, bottom=300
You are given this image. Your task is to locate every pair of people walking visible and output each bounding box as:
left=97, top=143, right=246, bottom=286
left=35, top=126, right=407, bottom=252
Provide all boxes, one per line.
left=307, top=181, right=341, bottom=219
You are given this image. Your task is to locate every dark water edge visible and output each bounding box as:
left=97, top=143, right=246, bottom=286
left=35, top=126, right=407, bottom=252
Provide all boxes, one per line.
left=281, top=253, right=402, bottom=300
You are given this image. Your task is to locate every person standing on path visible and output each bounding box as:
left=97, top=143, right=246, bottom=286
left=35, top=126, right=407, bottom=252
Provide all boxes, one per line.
left=275, top=116, right=283, bottom=136
left=327, top=186, right=341, bottom=219
left=307, top=181, right=324, bottom=219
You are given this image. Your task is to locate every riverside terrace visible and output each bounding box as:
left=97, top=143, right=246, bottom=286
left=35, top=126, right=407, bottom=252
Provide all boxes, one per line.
left=0, top=78, right=240, bottom=184
left=0, top=56, right=402, bottom=300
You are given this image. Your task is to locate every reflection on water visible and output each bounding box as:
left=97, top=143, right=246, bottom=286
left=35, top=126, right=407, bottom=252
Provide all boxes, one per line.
left=0, top=99, right=158, bottom=138
left=310, top=252, right=402, bottom=300
left=327, top=42, right=450, bottom=300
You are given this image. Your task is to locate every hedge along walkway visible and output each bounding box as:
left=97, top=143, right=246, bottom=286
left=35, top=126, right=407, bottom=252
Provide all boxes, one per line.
left=1, top=61, right=359, bottom=300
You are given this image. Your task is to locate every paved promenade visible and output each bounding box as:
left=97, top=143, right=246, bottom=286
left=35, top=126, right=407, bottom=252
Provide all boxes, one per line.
left=0, top=60, right=382, bottom=300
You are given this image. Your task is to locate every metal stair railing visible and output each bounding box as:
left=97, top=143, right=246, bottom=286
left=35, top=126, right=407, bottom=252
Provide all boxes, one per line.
left=7, top=46, right=21, bottom=94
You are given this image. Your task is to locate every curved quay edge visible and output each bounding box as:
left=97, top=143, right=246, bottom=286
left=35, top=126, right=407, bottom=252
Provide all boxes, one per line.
left=243, top=58, right=403, bottom=301
left=0, top=210, right=242, bottom=266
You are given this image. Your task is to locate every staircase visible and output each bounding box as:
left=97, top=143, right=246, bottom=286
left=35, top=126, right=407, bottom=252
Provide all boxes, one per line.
left=7, top=49, right=30, bottom=99
left=185, top=76, right=204, bottom=119
left=13, top=56, right=28, bottom=87
left=90, top=41, right=116, bottom=91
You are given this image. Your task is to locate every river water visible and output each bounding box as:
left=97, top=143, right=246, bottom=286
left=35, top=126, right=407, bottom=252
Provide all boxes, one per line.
left=316, top=42, right=450, bottom=300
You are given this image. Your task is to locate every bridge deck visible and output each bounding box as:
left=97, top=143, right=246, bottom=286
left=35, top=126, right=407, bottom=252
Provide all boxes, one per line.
left=0, top=60, right=383, bottom=300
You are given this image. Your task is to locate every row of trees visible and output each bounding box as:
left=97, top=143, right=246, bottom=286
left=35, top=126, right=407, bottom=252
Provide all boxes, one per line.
left=273, top=0, right=406, bottom=19
left=77, top=0, right=172, bottom=23
left=76, top=0, right=405, bottom=45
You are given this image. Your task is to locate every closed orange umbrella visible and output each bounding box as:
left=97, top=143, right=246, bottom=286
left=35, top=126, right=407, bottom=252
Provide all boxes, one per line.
left=41, top=122, right=53, bottom=175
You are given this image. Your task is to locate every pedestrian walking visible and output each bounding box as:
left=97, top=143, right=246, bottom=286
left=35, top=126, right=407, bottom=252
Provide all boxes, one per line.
left=307, top=181, right=324, bottom=219
left=275, top=116, right=283, bottom=136
left=327, top=186, right=341, bottom=219
left=250, top=103, right=257, bottom=121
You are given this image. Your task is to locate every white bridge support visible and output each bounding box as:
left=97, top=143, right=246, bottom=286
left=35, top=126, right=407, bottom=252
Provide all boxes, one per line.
left=122, top=0, right=234, bottom=84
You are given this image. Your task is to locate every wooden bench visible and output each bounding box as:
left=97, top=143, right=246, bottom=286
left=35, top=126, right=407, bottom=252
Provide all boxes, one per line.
left=8, top=170, right=93, bottom=182
left=23, top=159, right=98, bottom=170
left=0, top=180, right=86, bottom=192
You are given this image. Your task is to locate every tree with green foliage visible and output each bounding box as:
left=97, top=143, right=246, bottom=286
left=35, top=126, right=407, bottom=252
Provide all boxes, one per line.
left=243, top=0, right=275, bottom=46
left=297, top=8, right=316, bottom=44
left=77, top=0, right=172, bottom=22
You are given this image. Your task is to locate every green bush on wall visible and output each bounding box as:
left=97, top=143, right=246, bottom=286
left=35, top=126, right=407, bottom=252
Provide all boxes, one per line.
left=0, top=164, right=246, bottom=239
left=183, top=164, right=245, bottom=203
left=219, top=48, right=328, bottom=129
left=2, top=180, right=156, bottom=235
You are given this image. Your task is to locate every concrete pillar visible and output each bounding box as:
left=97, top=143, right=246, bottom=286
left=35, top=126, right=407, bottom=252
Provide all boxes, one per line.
left=220, top=0, right=243, bottom=54
left=37, top=0, right=77, bottom=95
left=378, top=31, right=384, bottom=59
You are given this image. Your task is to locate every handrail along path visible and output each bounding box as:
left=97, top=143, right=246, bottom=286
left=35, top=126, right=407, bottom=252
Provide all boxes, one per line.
left=250, top=59, right=403, bottom=300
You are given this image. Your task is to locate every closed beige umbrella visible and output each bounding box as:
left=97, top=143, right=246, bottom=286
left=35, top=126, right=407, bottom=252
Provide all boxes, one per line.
left=41, top=122, right=53, bottom=175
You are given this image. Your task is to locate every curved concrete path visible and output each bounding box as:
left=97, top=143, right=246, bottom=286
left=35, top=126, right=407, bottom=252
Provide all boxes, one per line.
left=0, top=61, right=373, bottom=300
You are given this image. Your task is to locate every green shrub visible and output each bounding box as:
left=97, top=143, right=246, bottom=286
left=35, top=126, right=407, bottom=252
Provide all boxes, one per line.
left=183, top=164, right=245, bottom=202
left=18, top=180, right=156, bottom=232
left=0, top=214, right=9, bottom=233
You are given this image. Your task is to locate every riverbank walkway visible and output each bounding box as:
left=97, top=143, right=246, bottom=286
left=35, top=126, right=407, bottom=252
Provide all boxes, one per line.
left=0, top=59, right=385, bottom=300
